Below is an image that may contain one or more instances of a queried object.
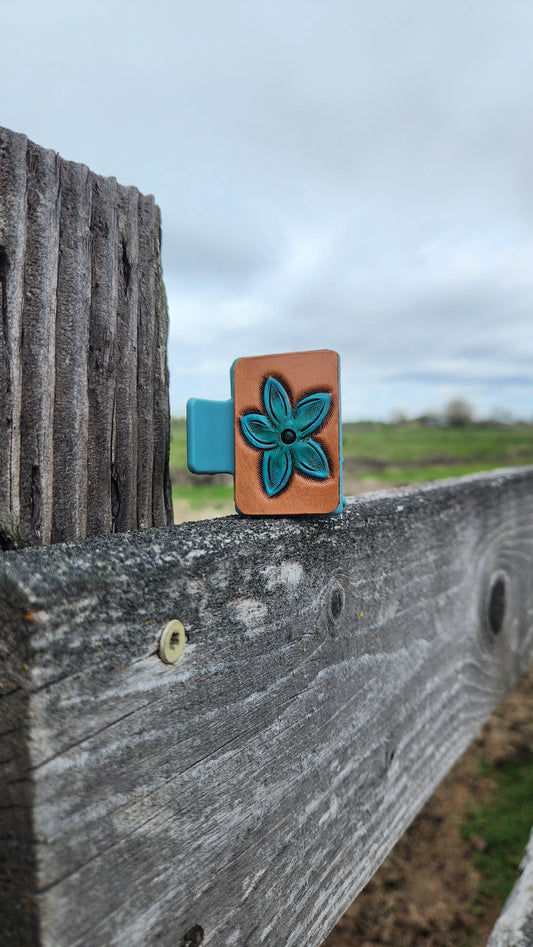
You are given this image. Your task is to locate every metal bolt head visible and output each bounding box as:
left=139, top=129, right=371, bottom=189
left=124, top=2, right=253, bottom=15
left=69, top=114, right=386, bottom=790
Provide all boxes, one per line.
left=159, top=620, right=186, bottom=665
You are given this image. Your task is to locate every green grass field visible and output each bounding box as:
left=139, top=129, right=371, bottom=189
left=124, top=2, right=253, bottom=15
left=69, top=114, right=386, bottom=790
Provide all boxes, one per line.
left=171, top=418, right=533, bottom=519
left=170, top=417, right=189, bottom=470
left=172, top=417, right=533, bottom=471
left=342, top=421, right=533, bottom=467
left=462, top=750, right=533, bottom=912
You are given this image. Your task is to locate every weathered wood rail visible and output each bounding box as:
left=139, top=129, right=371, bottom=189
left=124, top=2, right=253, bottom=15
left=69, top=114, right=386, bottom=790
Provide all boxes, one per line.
left=1, top=467, right=533, bottom=945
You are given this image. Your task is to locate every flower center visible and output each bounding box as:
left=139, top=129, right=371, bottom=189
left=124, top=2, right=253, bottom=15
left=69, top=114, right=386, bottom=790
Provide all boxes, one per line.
left=280, top=428, right=297, bottom=445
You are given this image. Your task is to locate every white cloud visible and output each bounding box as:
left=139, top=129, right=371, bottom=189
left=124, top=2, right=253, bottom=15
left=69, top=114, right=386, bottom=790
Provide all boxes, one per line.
left=2, top=0, right=533, bottom=419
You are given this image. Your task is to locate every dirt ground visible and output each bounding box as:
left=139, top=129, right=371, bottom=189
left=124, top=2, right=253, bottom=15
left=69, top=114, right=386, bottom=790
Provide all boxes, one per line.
left=320, top=666, right=533, bottom=947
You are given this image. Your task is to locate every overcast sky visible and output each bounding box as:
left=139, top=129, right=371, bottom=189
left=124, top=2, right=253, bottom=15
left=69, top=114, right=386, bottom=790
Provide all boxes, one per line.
left=3, top=0, right=533, bottom=419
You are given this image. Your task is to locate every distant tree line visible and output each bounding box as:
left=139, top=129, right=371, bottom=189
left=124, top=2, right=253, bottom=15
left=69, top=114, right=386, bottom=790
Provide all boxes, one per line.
left=388, top=400, right=530, bottom=428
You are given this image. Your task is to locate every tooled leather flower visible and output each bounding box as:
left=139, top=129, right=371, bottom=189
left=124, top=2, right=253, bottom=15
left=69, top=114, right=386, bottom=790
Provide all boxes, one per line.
left=240, top=377, right=331, bottom=497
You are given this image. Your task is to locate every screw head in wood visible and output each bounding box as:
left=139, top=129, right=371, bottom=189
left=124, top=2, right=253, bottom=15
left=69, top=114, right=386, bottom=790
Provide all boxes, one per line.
left=159, top=620, right=186, bottom=665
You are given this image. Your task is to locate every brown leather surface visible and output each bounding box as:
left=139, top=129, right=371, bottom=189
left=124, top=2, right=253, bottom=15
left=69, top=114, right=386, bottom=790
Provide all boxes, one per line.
left=233, top=350, right=340, bottom=515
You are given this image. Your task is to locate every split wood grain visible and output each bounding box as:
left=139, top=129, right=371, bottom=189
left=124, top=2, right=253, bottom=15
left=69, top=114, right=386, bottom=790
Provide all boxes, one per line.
left=0, top=126, right=172, bottom=548
left=1, top=469, right=533, bottom=946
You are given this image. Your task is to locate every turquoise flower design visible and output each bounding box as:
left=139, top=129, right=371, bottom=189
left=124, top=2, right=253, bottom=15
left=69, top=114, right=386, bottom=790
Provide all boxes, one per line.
left=240, top=377, right=331, bottom=497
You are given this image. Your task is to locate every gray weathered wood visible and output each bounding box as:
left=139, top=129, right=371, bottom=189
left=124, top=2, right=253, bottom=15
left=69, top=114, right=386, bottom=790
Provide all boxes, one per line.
left=1, top=468, right=533, bottom=946
left=0, top=126, right=172, bottom=548
left=487, top=828, right=533, bottom=947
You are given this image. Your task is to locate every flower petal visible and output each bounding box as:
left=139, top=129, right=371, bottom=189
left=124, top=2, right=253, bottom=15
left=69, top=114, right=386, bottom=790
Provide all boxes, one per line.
left=262, top=446, right=292, bottom=497
left=293, top=392, right=331, bottom=436
left=263, top=377, right=292, bottom=428
left=292, top=438, right=329, bottom=479
left=240, top=413, right=279, bottom=449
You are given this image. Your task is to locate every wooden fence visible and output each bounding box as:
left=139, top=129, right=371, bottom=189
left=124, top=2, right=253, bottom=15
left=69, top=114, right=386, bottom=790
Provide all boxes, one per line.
left=1, top=127, right=532, bottom=946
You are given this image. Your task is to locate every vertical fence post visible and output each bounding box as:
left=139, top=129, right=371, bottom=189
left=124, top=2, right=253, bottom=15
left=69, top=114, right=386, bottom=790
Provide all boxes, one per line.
left=0, top=126, right=173, bottom=549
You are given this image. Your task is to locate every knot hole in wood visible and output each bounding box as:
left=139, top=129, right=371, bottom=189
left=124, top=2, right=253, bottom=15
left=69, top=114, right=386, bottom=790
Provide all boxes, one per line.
left=326, top=580, right=346, bottom=635
left=488, top=574, right=506, bottom=635
left=477, top=563, right=511, bottom=653
left=179, top=923, right=204, bottom=946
